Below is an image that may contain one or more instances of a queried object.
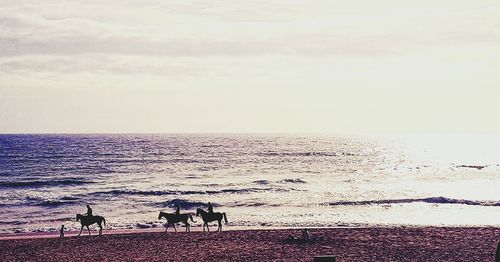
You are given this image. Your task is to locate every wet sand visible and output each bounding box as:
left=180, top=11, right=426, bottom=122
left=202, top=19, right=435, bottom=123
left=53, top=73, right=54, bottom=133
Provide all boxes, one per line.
left=1, top=227, right=499, bottom=261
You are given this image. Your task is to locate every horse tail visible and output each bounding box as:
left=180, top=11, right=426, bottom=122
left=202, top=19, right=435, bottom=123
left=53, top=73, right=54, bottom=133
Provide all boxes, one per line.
left=189, top=214, right=195, bottom=223
left=223, top=213, right=228, bottom=224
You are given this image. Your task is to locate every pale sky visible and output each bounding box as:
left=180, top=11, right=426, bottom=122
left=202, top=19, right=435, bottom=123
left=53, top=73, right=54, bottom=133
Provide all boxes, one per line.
left=1, top=1, right=500, bottom=133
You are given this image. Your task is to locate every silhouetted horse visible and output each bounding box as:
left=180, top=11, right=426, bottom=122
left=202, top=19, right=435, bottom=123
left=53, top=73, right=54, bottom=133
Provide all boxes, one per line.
left=196, top=208, right=228, bottom=232
left=76, top=214, right=106, bottom=236
left=158, top=211, right=196, bottom=232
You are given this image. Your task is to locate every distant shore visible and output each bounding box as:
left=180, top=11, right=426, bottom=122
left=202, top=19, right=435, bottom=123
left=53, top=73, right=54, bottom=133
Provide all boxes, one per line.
left=1, top=226, right=499, bottom=261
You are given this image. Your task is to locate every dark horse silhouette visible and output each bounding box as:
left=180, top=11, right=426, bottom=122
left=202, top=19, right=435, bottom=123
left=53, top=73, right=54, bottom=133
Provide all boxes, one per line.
left=76, top=214, right=106, bottom=236
left=158, top=211, right=196, bottom=232
left=196, top=208, right=228, bottom=232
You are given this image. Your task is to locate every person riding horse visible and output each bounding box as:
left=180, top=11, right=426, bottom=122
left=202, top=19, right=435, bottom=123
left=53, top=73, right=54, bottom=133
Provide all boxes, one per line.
left=85, top=205, right=93, bottom=217
left=196, top=208, right=228, bottom=232
left=158, top=211, right=196, bottom=232
left=208, top=202, right=214, bottom=213
left=174, top=204, right=180, bottom=215
left=76, top=205, right=106, bottom=236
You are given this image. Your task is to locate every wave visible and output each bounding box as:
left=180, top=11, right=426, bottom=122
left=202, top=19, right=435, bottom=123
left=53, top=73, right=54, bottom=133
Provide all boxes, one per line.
left=0, top=179, right=93, bottom=188
left=213, top=188, right=269, bottom=194
left=0, top=221, right=24, bottom=225
left=277, top=178, right=306, bottom=184
left=456, top=165, right=487, bottom=170
left=91, top=189, right=200, bottom=196
left=258, top=152, right=339, bottom=157
left=329, top=197, right=500, bottom=207
left=60, top=196, right=80, bottom=201
left=254, top=178, right=306, bottom=185
left=253, top=180, right=270, bottom=185
left=232, top=202, right=269, bottom=207
left=155, top=199, right=207, bottom=209
left=35, top=200, right=80, bottom=208
left=19, top=196, right=82, bottom=208
left=90, top=187, right=281, bottom=197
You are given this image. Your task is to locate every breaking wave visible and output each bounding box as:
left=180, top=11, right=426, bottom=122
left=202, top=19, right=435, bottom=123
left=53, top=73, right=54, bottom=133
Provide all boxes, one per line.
left=277, top=178, right=306, bottom=184
left=35, top=199, right=81, bottom=208
left=15, top=196, right=82, bottom=208
left=329, top=197, right=500, bottom=207
left=258, top=151, right=339, bottom=157
left=155, top=199, right=207, bottom=209
left=0, top=179, right=93, bottom=188
left=89, top=187, right=287, bottom=197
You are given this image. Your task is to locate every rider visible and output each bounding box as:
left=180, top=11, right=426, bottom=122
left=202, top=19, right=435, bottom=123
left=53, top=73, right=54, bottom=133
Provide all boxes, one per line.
left=174, top=204, right=180, bottom=215
left=207, top=202, right=214, bottom=213
left=85, top=205, right=93, bottom=217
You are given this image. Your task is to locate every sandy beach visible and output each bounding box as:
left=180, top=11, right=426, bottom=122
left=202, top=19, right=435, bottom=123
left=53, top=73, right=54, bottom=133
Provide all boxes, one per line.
left=1, top=227, right=499, bottom=261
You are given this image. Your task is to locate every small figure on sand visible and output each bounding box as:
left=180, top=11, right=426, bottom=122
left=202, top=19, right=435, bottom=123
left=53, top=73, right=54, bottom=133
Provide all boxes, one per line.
left=174, top=204, right=180, bottom=215
left=59, top=225, right=65, bottom=238
left=208, top=202, right=214, bottom=213
left=302, top=228, right=310, bottom=242
left=85, top=204, right=93, bottom=217
left=285, top=228, right=317, bottom=244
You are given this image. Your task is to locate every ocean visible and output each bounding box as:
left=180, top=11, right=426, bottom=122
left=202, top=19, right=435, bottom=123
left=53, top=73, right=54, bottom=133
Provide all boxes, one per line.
left=0, top=134, right=499, bottom=234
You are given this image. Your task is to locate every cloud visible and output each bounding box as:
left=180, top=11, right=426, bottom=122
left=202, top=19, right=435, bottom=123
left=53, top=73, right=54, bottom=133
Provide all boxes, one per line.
left=1, top=1, right=500, bottom=132
left=1, top=2, right=499, bottom=62
left=0, top=55, right=205, bottom=77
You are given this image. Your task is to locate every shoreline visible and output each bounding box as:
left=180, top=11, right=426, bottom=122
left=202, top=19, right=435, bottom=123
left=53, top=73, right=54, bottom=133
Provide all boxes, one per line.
left=1, top=226, right=499, bottom=261
left=2, top=224, right=499, bottom=241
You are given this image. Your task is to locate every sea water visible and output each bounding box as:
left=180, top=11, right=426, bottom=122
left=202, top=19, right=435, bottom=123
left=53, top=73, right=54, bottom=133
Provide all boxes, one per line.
left=0, top=134, right=499, bottom=233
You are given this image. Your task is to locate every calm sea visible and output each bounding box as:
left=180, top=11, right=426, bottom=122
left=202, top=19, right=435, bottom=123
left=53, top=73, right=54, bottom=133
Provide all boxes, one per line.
left=0, top=134, right=499, bottom=233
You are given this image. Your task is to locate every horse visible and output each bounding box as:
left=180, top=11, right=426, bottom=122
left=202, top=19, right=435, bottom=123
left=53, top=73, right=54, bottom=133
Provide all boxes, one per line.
left=158, top=211, right=196, bottom=232
left=75, top=214, right=106, bottom=236
left=195, top=208, right=228, bottom=232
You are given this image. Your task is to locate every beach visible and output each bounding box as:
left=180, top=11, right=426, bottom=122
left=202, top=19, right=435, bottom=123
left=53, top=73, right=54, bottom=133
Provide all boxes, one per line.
left=1, top=227, right=499, bottom=261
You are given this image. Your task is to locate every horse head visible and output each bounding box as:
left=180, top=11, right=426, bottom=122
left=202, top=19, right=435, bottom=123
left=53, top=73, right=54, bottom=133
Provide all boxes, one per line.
left=196, top=208, right=204, bottom=216
left=158, top=211, right=164, bottom=220
left=76, top=214, right=81, bottom=221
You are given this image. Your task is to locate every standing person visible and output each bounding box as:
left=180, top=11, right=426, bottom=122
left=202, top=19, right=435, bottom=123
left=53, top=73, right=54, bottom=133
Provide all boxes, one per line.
left=174, top=204, right=180, bottom=215
left=85, top=205, right=93, bottom=217
left=207, top=202, right=214, bottom=213
left=59, top=225, right=65, bottom=238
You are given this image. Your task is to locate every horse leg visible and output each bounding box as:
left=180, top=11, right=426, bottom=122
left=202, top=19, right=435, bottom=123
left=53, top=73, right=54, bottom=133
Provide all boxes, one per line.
left=165, top=223, right=169, bottom=232
left=218, top=220, right=222, bottom=231
left=98, top=223, right=102, bottom=236
left=173, top=223, right=177, bottom=232
left=78, top=225, right=83, bottom=236
left=87, top=226, right=91, bottom=236
left=206, top=223, right=210, bottom=232
left=184, top=221, right=189, bottom=232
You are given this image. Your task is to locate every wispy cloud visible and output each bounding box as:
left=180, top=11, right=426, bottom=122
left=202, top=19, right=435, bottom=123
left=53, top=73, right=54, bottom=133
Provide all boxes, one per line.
left=1, top=1, right=500, bottom=132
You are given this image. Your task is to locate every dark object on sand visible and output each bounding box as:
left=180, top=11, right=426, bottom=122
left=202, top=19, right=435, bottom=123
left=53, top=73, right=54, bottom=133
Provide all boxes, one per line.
left=496, top=240, right=500, bottom=262
left=314, top=256, right=336, bottom=262
left=302, top=228, right=310, bottom=241
left=59, top=225, right=64, bottom=238
left=285, top=228, right=321, bottom=244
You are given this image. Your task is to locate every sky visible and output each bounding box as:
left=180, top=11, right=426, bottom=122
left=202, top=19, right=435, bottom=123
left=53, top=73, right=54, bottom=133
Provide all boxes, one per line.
left=1, top=1, right=500, bottom=133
